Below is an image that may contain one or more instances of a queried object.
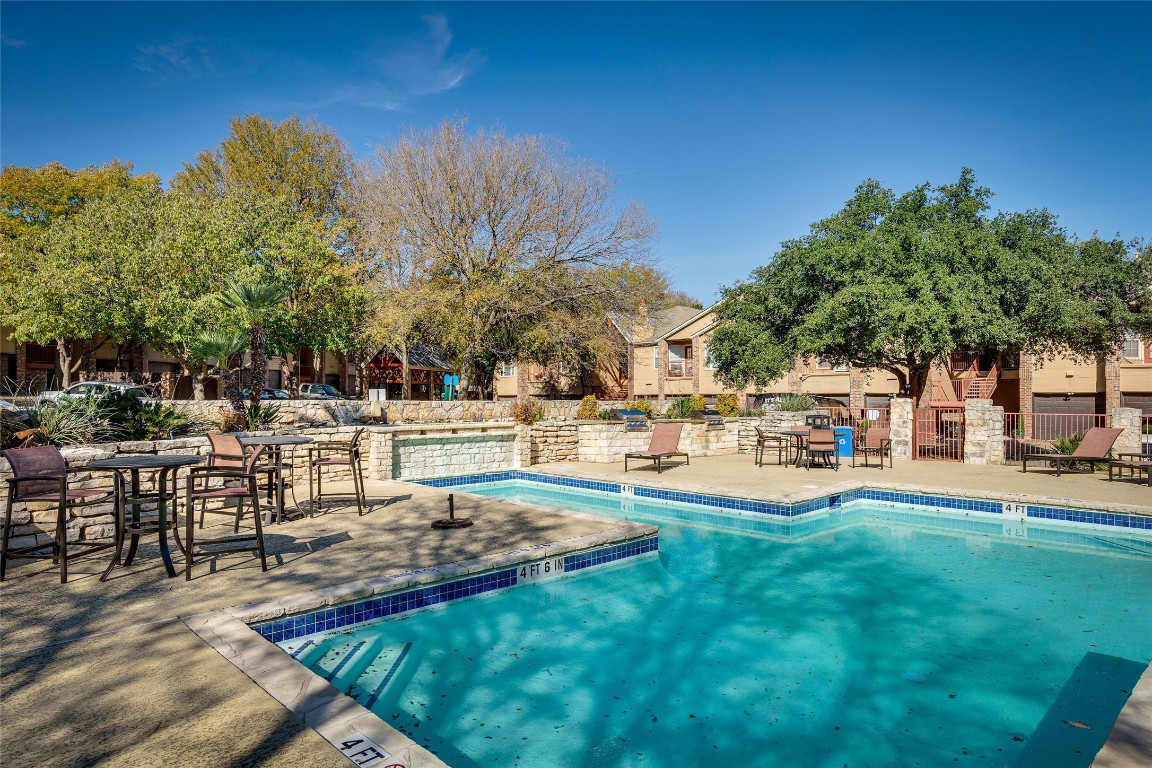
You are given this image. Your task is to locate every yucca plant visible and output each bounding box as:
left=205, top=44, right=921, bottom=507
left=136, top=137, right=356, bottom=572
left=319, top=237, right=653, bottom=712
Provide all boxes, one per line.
left=245, top=401, right=282, bottom=431
left=15, top=396, right=116, bottom=446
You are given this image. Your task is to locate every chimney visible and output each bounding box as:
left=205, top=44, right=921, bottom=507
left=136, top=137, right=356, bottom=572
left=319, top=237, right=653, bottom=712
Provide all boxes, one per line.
left=632, top=299, right=654, bottom=341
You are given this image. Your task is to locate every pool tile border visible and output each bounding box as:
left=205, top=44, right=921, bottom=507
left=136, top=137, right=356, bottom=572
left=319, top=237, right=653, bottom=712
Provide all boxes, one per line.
left=418, top=470, right=1152, bottom=532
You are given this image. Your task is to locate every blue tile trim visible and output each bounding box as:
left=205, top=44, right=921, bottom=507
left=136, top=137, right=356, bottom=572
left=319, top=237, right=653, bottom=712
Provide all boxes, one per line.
left=423, top=471, right=1151, bottom=533
left=252, top=534, right=660, bottom=643
left=564, top=536, right=659, bottom=572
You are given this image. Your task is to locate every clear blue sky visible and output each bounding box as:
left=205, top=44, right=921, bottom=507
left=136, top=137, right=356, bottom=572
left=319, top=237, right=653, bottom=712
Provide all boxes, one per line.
left=3, top=1, right=1149, bottom=302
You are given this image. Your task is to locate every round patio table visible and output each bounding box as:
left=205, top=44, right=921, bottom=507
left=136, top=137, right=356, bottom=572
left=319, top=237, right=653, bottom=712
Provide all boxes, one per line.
left=778, top=427, right=811, bottom=467
left=238, top=435, right=313, bottom=523
left=87, top=454, right=204, bottom=579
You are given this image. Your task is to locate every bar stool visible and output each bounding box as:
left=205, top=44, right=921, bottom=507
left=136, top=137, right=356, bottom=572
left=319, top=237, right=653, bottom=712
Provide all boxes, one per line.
left=753, top=427, right=790, bottom=466
left=183, top=445, right=268, bottom=580
left=204, top=433, right=276, bottom=532
left=1, top=445, right=117, bottom=583
left=307, top=428, right=367, bottom=516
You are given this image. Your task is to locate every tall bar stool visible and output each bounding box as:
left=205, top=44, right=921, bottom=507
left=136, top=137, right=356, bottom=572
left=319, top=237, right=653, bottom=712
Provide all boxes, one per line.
left=1, top=445, right=116, bottom=583
left=753, top=427, right=790, bottom=466
left=204, top=433, right=275, bottom=532
left=183, top=444, right=268, bottom=580
left=307, top=428, right=367, bottom=516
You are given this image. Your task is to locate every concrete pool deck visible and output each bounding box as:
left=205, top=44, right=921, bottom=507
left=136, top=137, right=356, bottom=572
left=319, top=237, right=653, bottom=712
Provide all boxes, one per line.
left=1, top=458, right=1149, bottom=766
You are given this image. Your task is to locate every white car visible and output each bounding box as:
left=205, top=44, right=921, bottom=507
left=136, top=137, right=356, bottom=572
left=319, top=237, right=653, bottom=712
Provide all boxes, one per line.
left=37, top=381, right=153, bottom=403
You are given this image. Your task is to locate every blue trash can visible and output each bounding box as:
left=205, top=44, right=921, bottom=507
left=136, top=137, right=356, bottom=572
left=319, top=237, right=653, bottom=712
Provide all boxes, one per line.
left=833, top=427, right=854, bottom=458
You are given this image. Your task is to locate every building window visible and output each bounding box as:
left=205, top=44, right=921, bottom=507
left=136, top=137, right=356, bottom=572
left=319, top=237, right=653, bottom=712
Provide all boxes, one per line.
left=703, top=344, right=717, bottom=371
left=498, top=362, right=516, bottom=378
left=1122, top=334, right=1143, bottom=360
left=653, top=347, right=659, bottom=370
left=816, top=358, right=849, bottom=372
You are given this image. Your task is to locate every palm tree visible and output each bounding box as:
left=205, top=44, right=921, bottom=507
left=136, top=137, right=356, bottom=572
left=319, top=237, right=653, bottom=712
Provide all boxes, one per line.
left=190, top=329, right=248, bottom=417
left=218, top=281, right=289, bottom=411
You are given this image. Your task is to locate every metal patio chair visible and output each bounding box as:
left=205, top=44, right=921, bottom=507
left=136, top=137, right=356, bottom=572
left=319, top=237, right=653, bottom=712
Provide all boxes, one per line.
left=183, top=444, right=268, bottom=580
left=307, top=428, right=368, bottom=516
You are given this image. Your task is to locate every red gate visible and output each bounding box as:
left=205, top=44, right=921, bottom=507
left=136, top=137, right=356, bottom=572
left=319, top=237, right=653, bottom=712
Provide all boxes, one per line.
left=915, top=405, right=965, bottom=461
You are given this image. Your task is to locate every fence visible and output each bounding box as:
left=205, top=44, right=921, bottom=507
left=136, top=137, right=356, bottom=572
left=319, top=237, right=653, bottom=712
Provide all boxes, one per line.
left=914, top=405, right=965, bottom=461
left=1002, top=412, right=1110, bottom=464
left=814, top=407, right=891, bottom=445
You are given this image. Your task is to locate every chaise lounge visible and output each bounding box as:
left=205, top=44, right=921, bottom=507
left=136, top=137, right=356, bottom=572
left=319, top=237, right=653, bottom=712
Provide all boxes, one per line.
left=1021, top=427, right=1124, bottom=476
left=625, top=422, right=689, bottom=474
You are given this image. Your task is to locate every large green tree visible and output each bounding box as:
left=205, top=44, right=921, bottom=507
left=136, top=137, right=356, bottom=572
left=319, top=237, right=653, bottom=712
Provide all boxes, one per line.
left=171, top=113, right=351, bottom=235
left=708, top=169, right=1152, bottom=403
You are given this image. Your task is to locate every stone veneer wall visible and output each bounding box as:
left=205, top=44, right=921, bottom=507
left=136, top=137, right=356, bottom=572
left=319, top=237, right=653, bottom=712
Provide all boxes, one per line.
left=389, top=433, right=516, bottom=480
left=163, top=399, right=637, bottom=428
left=1110, top=407, right=1142, bottom=457
left=572, top=421, right=738, bottom=464
left=963, top=399, right=1005, bottom=465
left=530, top=423, right=580, bottom=463
left=889, top=397, right=914, bottom=460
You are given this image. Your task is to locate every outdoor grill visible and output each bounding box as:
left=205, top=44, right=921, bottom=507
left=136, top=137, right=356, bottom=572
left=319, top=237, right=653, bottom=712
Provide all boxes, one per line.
left=690, top=409, right=725, bottom=429
left=609, top=408, right=650, bottom=432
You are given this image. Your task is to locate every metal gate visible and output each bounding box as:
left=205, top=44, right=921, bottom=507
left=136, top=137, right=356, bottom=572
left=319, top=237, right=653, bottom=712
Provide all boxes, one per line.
left=915, top=405, right=965, bottom=461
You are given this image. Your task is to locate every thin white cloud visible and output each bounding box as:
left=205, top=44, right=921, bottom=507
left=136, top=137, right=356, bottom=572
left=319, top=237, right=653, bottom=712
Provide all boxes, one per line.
left=133, top=37, right=215, bottom=84
left=1, top=32, right=30, bottom=48
left=314, top=14, right=484, bottom=110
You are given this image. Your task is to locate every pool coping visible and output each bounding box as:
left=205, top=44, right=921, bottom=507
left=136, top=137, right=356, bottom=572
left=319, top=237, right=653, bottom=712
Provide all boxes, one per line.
left=184, top=513, right=659, bottom=768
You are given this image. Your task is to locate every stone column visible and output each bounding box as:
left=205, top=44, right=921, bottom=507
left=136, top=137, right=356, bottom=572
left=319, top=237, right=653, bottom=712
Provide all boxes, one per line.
left=1104, top=353, right=1122, bottom=412
left=890, top=396, right=913, bottom=460
left=513, top=424, right=533, bottom=468
left=365, top=428, right=394, bottom=480
left=963, top=399, right=1004, bottom=465
left=516, top=362, right=530, bottom=399
left=1110, top=407, right=1142, bottom=457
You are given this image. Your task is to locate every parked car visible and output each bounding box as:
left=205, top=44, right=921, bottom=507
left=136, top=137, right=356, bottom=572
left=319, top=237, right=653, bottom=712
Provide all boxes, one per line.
left=241, top=388, right=292, bottom=401
left=0, top=398, right=31, bottom=419
left=298, top=383, right=354, bottom=400
left=37, top=381, right=154, bottom=403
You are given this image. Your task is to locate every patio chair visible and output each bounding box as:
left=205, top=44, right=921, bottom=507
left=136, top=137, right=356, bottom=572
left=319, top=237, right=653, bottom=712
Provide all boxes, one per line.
left=852, top=427, right=892, bottom=469
left=204, top=433, right=276, bottom=531
left=625, top=422, right=689, bottom=474
left=803, top=428, right=839, bottom=470
left=1, top=445, right=117, bottom=583
left=805, top=414, right=832, bottom=429
left=308, top=428, right=367, bottom=516
left=1107, top=453, right=1152, bottom=487
left=183, top=444, right=268, bottom=580
left=754, top=427, right=789, bottom=466
left=1021, top=427, right=1125, bottom=476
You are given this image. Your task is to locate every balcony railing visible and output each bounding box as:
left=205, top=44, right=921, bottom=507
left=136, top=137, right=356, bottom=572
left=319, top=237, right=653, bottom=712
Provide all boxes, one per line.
left=665, top=360, right=696, bottom=378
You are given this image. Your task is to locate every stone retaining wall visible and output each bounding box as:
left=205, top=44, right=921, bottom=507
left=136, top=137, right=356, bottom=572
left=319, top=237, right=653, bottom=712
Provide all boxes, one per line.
left=572, top=421, right=738, bottom=464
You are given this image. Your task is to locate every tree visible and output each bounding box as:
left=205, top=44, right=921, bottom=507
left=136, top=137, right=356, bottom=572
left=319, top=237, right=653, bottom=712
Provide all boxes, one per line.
left=355, top=119, right=657, bottom=398
left=218, top=281, right=289, bottom=410
left=171, top=113, right=351, bottom=235
left=708, top=169, right=1152, bottom=403
left=0, top=160, right=160, bottom=243
left=190, top=329, right=248, bottom=415
left=0, top=186, right=164, bottom=386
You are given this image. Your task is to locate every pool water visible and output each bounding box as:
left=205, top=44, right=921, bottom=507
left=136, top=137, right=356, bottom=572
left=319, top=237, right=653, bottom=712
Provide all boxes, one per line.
left=283, top=480, right=1152, bottom=767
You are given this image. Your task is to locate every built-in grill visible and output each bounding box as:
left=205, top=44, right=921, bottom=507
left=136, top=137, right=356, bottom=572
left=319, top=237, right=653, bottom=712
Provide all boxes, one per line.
left=690, top=409, right=725, bottom=429
left=609, top=408, right=650, bottom=431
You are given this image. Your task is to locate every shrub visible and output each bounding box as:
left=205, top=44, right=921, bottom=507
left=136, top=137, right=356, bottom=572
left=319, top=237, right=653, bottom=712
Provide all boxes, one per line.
left=576, top=394, right=599, bottom=420
left=245, top=402, right=282, bottom=431
left=13, top=396, right=116, bottom=446
left=622, top=399, right=655, bottom=419
left=101, top=390, right=197, bottom=440
left=739, top=407, right=764, bottom=417
left=596, top=408, right=612, bottom=420
left=774, top=393, right=816, bottom=412
left=664, top=395, right=706, bottom=419
left=715, top=393, right=740, bottom=417
left=513, top=397, right=544, bottom=425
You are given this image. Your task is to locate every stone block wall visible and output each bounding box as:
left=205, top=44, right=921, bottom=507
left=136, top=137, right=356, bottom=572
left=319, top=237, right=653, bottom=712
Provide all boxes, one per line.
left=164, top=400, right=366, bottom=429
left=570, top=421, right=738, bottom=464
left=890, top=398, right=914, bottom=460
left=530, top=422, right=580, bottom=463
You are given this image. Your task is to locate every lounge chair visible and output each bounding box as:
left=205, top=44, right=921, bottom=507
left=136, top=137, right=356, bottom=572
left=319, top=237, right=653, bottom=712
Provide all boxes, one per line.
left=1107, top=453, right=1152, bottom=486
left=625, top=422, right=689, bottom=474
left=1021, top=427, right=1124, bottom=476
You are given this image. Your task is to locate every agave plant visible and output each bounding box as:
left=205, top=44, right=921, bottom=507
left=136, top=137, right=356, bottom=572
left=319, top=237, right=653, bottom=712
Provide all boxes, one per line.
left=14, top=396, right=116, bottom=446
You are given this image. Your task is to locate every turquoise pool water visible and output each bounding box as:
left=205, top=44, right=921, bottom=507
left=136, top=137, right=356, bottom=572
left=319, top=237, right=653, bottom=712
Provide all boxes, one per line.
left=284, top=480, right=1152, bottom=767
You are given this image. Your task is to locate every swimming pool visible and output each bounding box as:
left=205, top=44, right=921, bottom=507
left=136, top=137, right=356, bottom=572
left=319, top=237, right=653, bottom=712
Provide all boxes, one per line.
left=278, top=477, right=1152, bottom=767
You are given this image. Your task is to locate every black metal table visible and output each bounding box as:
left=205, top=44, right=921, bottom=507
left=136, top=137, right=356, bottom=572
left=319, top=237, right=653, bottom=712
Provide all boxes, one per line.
left=88, top=454, right=204, bottom=579
left=239, top=435, right=312, bottom=523
left=779, top=428, right=811, bottom=466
